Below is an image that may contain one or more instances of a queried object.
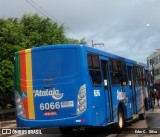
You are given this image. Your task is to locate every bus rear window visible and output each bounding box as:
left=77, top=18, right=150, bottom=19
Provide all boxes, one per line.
left=31, top=48, right=78, bottom=80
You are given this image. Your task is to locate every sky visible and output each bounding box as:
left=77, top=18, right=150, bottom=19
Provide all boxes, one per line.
left=0, top=0, right=160, bottom=63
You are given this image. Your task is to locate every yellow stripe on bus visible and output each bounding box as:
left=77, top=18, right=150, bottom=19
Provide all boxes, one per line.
left=25, top=49, right=35, bottom=119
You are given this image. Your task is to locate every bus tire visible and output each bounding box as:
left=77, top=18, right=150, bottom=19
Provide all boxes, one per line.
left=144, top=98, right=148, bottom=111
left=139, top=113, right=145, bottom=120
left=118, top=108, right=124, bottom=129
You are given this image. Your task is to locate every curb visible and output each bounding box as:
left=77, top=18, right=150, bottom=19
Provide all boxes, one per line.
left=0, top=120, right=16, bottom=128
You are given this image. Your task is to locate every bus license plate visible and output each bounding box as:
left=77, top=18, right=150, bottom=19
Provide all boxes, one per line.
left=61, top=101, right=74, bottom=108
left=44, top=110, right=57, bottom=116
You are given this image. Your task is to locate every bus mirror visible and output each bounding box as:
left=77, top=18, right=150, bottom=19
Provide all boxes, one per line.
left=123, top=82, right=126, bottom=86
left=104, top=80, right=107, bottom=86
left=129, top=81, right=131, bottom=86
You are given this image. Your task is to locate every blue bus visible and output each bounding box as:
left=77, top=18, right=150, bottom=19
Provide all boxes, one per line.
left=14, top=44, right=151, bottom=133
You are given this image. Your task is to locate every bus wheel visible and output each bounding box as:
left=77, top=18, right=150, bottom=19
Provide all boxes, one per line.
left=118, top=108, right=124, bottom=129
left=139, top=112, right=145, bottom=120
left=144, top=98, right=148, bottom=111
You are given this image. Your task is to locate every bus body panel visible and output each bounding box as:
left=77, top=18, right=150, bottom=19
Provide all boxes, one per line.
left=31, top=47, right=81, bottom=120
left=16, top=109, right=94, bottom=128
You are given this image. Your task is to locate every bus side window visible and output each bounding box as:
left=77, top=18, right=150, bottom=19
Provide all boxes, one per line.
left=133, top=66, right=144, bottom=86
left=110, top=60, right=127, bottom=85
left=127, top=66, right=132, bottom=86
left=110, top=60, right=121, bottom=85
left=89, top=70, right=102, bottom=85
left=87, top=54, right=102, bottom=86
left=88, top=55, right=92, bottom=69
left=141, top=67, right=146, bottom=86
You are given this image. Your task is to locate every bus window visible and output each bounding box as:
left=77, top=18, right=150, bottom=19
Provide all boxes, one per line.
left=127, top=66, right=132, bottom=86
left=141, top=67, right=146, bottom=86
left=88, top=55, right=92, bottom=69
left=112, top=60, right=118, bottom=72
left=134, top=66, right=146, bottom=86
left=119, top=62, right=127, bottom=85
left=110, top=60, right=127, bottom=85
left=93, top=55, right=100, bottom=69
left=117, top=62, right=122, bottom=73
left=110, top=72, right=120, bottom=85
left=133, top=66, right=136, bottom=85
left=110, top=60, right=120, bottom=85
left=121, top=73, right=127, bottom=85
left=87, top=54, right=102, bottom=86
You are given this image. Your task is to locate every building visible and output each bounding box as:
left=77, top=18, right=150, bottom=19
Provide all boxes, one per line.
left=147, top=49, right=160, bottom=85
left=154, top=50, right=160, bottom=84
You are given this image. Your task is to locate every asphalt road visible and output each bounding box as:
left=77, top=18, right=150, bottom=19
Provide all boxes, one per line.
left=2, top=105, right=160, bottom=137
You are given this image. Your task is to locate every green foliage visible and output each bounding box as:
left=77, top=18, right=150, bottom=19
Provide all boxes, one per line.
left=0, top=60, right=14, bottom=108
left=0, top=13, right=86, bottom=108
left=66, top=38, right=86, bottom=44
left=0, top=60, right=14, bottom=91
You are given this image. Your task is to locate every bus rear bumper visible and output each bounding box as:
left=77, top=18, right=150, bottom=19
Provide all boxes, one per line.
left=16, top=115, right=93, bottom=128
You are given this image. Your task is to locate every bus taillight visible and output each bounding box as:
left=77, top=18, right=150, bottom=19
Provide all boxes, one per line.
left=77, top=84, right=87, bottom=115
left=15, top=91, right=26, bottom=118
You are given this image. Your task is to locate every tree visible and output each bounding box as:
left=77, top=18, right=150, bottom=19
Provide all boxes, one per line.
left=20, top=14, right=66, bottom=47
left=66, top=38, right=86, bottom=44
left=0, top=13, right=86, bottom=108
left=0, top=60, right=14, bottom=108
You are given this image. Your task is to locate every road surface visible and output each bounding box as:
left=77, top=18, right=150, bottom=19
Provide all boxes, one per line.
left=1, top=106, right=160, bottom=137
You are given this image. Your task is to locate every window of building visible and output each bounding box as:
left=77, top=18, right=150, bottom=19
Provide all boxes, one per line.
left=155, top=68, right=160, bottom=76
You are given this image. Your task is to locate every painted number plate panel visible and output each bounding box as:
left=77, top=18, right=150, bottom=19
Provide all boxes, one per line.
left=61, top=101, right=74, bottom=108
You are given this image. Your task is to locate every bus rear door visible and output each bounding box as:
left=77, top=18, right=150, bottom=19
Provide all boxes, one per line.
left=100, top=57, right=113, bottom=123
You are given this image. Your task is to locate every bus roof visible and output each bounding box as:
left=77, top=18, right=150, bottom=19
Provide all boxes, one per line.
left=16, top=44, right=147, bottom=67
left=83, top=45, right=146, bottom=67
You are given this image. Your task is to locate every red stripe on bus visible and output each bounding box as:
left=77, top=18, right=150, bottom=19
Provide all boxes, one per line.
left=20, top=50, right=29, bottom=119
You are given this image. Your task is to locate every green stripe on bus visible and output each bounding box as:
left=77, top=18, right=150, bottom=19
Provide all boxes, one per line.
left=16, top=52, right=21, bottom=95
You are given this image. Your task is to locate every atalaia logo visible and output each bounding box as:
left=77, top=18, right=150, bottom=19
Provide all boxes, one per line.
left=34, top=88, right=64, bottom=100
